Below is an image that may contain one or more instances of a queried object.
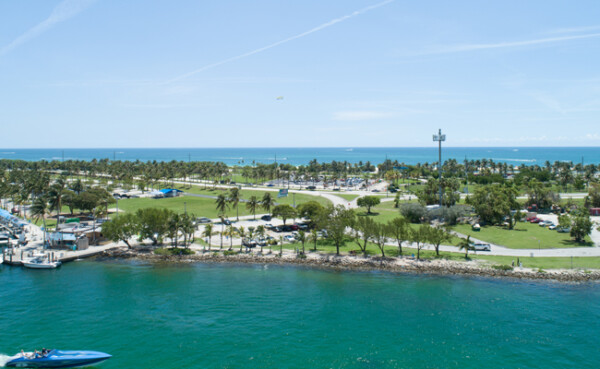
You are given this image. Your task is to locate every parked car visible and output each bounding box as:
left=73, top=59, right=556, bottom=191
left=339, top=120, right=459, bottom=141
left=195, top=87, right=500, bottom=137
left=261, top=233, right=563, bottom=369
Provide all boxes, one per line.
left=222, top=219, right=232, bottom=225
left=290, top=224, right=299, bottom=231
left=371, top=189, right=380, bottom=192
left=196, top=217, right=212, bottom=224
left=266, top=183, right=275, bottom=187
left=306, top=186, right=316, bottom=190
left=539, top=220, right=553, bottom=227
left=529, top=217, right=541, bottom=223
left=284, top=235, right=296, bottom=243
left=274, top=226, right=283, bottom=233
left=264, top=223, right=274, bottom=230
left=471, top=243, right=491, bottom=251
left=257, top=238, right=267, bottom=246
left=297, top=223, right=309, bottom=230
left=557, top=227, right=570, bottom=233
left=261, top=215, right=272, bottom=221
left=548, top=224, right=558, bottom=230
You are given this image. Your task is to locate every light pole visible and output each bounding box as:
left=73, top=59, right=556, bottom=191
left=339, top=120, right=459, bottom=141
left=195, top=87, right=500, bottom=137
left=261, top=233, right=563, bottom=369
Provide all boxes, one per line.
left=432, top=129, right=446, bottom=207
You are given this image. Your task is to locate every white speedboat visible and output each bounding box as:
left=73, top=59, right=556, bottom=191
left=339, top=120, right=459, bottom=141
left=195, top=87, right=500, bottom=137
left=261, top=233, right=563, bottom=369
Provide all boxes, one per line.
left=23, top=256, right=61, bottom=269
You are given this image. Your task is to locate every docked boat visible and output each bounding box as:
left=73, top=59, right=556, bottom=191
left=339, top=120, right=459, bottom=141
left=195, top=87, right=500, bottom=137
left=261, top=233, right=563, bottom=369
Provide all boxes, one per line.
left=6, top=349, right=111, bottom=368
left=22, top=257, right=61, bottom=269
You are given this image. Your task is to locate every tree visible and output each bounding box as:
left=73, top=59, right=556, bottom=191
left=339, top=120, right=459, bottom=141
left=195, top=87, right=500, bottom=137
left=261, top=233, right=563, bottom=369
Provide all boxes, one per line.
left=215, top=194, right=229, bottom=216
left=229, top=187, right=241, bottom=221
left=426, top=226, right=451, bottom=256
left=102, top=213, right=139, bottom=249
left=31, top=196, right=50, bottom=244
left=202, top=223, right=214, bottom=251
left=558, top=214, right=571, bottom=230
left=386, top=217, right=410, bottom=257
left=458, top=235, right=472, bottom=259
left=238, top=225, right=247, bottom=251
left=296, top=201, right=325, bottom=225
left=272, top=204, right=297, bottom=225
left=261, top=192, right=275, bottom=215
left=410, top=225, right=429, bottom=260
left=297, top=230, right=307, bottom=254
left=571, top=214, right=593, bottom=243
left=324, top=205, right=354, bottom=255
left=416, top=178, right=461, bottom=206
left=136, top=208, right=173, bottom=245
left=246, top=195, right=259, bottom=220
left=309, top=228, right=319, bottom=251
left=372, top=222, right=388, bottom=257
left=357, top=196, right=381, bottom=214
left=584, top=183, right=600, bottom=208
left=400, top=203, right=427, bottom=223
left=352, top=215, right=375, bottom=256
left=467, top=184, right=518, bottom=225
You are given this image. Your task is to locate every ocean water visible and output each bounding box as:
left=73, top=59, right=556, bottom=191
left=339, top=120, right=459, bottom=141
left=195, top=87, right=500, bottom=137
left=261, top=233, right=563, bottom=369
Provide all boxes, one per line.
left=1, top=261, right=599, bottom=368
left=0, top=147, right=598, bottom=166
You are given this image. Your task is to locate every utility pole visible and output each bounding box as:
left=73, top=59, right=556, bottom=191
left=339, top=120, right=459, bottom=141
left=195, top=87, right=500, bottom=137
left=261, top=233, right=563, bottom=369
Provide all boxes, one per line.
left=432, top=129, right=446, bottom=207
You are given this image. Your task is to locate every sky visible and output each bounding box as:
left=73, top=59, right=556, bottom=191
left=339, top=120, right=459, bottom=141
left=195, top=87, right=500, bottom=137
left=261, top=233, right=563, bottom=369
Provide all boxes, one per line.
left=1, top=0, right=600, bottom=148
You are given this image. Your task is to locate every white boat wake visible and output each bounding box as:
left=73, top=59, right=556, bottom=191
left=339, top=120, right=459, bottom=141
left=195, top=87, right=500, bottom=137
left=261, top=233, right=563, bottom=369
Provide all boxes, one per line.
left=0, top=354, right=15, bottom=366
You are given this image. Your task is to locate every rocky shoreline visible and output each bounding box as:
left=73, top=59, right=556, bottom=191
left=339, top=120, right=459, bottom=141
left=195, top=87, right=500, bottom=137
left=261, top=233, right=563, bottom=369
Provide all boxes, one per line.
left=95, top=247, right=600, bottom=283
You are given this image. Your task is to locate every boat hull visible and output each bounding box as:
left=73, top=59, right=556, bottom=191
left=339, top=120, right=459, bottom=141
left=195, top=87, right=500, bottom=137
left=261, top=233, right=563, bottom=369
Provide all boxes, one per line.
left=6, top=350, right=111, bottom=368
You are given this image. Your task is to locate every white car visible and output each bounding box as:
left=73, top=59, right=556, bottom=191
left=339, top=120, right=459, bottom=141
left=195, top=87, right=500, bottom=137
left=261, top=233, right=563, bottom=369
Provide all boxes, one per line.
left=284, top=235, right=296, bottom=243
left=471, top=243, right=491, bottom=251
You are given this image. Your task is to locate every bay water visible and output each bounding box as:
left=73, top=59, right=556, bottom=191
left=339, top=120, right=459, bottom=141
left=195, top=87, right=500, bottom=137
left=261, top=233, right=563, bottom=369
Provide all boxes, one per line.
left=1, top=261, right=599, bottom=368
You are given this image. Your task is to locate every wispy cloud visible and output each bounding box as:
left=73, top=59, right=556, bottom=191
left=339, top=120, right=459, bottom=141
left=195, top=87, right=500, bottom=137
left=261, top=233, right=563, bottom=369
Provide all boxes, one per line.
left=546, top=25, right=600, bottom=35
left=0, top=0, right=96, bottom=56
left=166, top=0, right=394, bottom=84
left=332, top=110, right=395, bottom=121
left=418, top=32, right=600, bottom=55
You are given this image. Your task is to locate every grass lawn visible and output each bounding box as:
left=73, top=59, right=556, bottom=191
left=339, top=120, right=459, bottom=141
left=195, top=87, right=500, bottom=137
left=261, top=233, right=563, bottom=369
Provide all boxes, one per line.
left=279, top=241, right=600, bottom=270
left=453, top=222, right=593, bottom=249
left=111, top=196, right=255, bottom=219
left=335, top=194, right=360, bottom=202
left=111, top=187, right=332, bottom=219
left=176, top=185, right=331, bottom=207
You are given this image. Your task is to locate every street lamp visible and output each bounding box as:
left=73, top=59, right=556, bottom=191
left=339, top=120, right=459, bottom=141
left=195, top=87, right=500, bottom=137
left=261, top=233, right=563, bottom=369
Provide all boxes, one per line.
left=432, top=129, right=446, bottom=207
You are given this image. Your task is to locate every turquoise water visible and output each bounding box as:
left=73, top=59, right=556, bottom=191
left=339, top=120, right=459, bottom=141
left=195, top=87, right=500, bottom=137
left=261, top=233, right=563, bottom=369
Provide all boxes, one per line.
left=0, top=147, right=598, bottom=166
left=1, top=261, right=599, bottom=368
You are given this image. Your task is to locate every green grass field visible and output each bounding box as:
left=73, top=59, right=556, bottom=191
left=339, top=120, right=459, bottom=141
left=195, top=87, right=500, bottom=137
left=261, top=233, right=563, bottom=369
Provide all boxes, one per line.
left=278, top=240, right=600, bottom=270
left=178, top=186, right=331, bottom=207
left=111, top=187, right=332, bottom=220
left=453, top=222, right=593, bottom=249
left=335, top=194, right=360, bottom=202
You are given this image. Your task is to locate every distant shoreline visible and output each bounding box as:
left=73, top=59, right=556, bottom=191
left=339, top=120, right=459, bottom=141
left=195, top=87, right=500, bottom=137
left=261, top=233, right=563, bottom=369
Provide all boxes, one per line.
left=97, top=248, right=600, bottom=283
left=1, top=147, right=599, bottom=166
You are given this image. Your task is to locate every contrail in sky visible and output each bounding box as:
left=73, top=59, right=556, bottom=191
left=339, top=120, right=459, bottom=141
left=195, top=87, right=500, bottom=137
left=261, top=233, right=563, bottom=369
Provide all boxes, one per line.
left=420, top=32, right=600, bottom=55
left=166, top=0, right=394, bottom=84
left=0, top=0, right=96, bottom=56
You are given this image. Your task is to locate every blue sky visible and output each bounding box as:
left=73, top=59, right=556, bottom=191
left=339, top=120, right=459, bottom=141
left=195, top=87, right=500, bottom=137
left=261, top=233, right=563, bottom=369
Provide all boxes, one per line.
left=1, top=0, right=599, bottom=148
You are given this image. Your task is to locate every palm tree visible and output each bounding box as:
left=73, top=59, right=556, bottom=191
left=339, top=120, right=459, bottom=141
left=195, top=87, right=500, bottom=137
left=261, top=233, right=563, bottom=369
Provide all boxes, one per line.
left=261, top=192, right=275, bottom=215
left=31, top=196, right=49, bottom=245
left=458, top=235, right=472, bottom=259
left=229, top=187, right=241, bottom=221
left=215, top=194, right=229, bottom=216
left=202, top=224, right=214, bottom=251
left=256, top=225, right=266, bottom=253
left=48, top=179, right=66, bottom=229
left=246, top=195, right=259, bottom=219
left=226, top=224, right=235, bottom=250
left=297, top=230, right=307, bottom=255
left=237, top=226, right=246, bottom=252
left=309, top=229, right=319, bottom=251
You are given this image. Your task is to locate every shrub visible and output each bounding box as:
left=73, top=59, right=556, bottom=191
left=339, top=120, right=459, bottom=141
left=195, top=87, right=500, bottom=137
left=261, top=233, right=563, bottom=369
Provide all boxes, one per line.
left=400, top=203, right=427, bottom=223
left=492, top=264, right=514, bottom=271
left=154, top=247, right=195, bottom=256
left=223, top=250, right=238, bottom=256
